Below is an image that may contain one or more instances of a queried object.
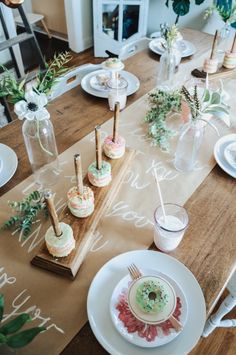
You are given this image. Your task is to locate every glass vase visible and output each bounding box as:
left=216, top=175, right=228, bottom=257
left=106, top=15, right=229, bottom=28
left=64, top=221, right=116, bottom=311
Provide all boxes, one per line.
left=22, top=116, right=59, bottom=187
left=174, top=119, right=204, bottom=173
left=157, top=48, right=176, bottom=91
left=218, top=22, right=232, bottom=63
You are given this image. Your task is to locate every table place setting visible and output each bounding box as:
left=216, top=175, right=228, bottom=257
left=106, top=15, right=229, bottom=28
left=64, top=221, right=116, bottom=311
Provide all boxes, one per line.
left=0, top=143, right=18, bottom=188
left=0, top=26, right=236, bottom=355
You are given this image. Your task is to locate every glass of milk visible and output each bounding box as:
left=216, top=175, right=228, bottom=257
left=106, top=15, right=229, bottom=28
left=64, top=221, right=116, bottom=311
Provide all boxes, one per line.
left=107, top=78, right=128, bottom=111
left=153, top=203, right=189, bottom=252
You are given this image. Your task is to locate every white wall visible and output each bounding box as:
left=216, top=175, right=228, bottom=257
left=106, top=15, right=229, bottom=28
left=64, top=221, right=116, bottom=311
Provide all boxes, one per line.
left=147, top=0, right=212, bottom=34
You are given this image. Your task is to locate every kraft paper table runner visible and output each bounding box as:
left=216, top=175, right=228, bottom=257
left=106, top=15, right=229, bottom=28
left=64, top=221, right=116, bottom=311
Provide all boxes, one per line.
left=0, top=81, right=236, bottom=354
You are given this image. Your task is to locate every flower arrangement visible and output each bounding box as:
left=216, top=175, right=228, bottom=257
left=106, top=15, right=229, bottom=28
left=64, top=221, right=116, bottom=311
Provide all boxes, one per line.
left=181, top=84, right=230, bottom=128
left=0, top=294, right=45, bottom=349
left=1, top=190, right=47, bottom=238
left=165, top=0, right=206, bottom=24
left=145, top=89, right=182, bottom=151
left=204, top=0, right=236, bottom=24
left=160, top=24, right=180, bottom=49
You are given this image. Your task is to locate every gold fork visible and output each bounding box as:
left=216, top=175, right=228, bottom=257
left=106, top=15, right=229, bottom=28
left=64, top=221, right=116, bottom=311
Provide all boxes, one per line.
left=127, top=263, right=183, bottom=332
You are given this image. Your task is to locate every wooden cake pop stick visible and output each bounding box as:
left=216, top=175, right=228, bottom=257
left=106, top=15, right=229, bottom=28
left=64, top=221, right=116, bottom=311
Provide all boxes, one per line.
left=113, top=102, right=120, bottom=143
left=231, top=33, right=236, bottom=53
left=44, top=191, right=62, bottom=237
left=210, top=30, right=218, bottom=59
left=95, top=125, right=102, bottom=170
left=74, top=154, right=83, bottom=195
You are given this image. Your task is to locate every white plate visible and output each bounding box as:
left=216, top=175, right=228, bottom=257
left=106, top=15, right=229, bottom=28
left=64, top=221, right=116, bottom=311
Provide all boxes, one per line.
left=214, top=134, right=236, bottom=178
left=0, top=143, right=18, bottom=187
left=81, top=69, right=140, bottom=98
left=110, top=268, right=188, bottom=348
left=224, top=142, right=236, bottom=169
left=87, top=250, right=206, bottom=355
left=149, top=38, right=196, bottom=58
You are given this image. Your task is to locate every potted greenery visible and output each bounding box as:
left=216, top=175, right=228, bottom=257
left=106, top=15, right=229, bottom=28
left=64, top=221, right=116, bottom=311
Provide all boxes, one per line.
left=165, top=0, right=206, bottom=23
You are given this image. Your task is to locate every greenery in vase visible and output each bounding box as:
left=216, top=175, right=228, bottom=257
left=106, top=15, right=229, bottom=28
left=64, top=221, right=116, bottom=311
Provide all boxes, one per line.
left=165, top=0, right=206, bottom=24
left=1, top=191, right=47, bottom=238
left=181, top=85, right=230, bottom=125
left=160, top=24, right=180, bottom=49
left=145, top=89, right=182, bottom=151
left=204, top=0, right=236, bottom=24
left=0, top=294, right=45, bottom=349
left=0, top=51, right=72, bottom=103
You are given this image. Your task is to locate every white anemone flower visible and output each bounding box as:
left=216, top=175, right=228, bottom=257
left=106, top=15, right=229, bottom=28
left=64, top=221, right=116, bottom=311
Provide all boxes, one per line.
left=14, top=90, right=50, bottom=121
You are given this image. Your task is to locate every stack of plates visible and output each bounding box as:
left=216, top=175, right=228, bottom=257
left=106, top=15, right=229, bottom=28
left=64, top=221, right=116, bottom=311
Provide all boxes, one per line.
left=87, top=250, right=206, bottom=355
left=149, top=38, right=196, bottom=58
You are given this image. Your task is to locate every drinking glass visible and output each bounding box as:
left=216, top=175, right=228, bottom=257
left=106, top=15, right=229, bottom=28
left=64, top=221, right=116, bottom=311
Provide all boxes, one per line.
left=107, top=78, right=128, bottom=111
left=153, top=203, right=189, bottom=252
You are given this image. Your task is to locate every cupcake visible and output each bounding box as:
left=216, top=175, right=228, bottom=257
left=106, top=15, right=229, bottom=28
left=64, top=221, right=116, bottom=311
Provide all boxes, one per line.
left=104, top=58, right=123, bottom=69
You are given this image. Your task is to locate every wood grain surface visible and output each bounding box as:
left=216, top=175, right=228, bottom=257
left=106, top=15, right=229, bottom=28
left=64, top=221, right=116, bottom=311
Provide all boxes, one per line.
left=0, top=28, right=235, bottom=354
left=31, top=149, right=135, bottom=278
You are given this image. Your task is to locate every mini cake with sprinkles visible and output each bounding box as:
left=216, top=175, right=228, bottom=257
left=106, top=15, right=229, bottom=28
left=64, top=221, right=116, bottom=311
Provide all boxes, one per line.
left=103, top=135, right=125, bottom=159
left=136, top=279, right=169, bottom=314
left=203, top=58, right=218, bottom=74
left=223, top=51, right=236, bottom=69
left=67, top=186, right=94, bottom=218
left=88, top=161, right=111, bottom=187
left=45, top=222, right=75, bottom=258
left=104, top=58, right=123, bottom=69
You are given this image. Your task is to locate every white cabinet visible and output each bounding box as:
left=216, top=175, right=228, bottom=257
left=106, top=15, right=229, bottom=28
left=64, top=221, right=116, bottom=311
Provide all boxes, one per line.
left=93, top=0, right=149, bottom=57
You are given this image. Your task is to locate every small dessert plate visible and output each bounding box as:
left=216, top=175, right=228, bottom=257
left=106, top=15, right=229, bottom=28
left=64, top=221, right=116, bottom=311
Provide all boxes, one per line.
left=128, top=275, right=176, bottom=325
left=224, top=142, right=236, bottom=169
left=109, top=268, right=188, bottom=348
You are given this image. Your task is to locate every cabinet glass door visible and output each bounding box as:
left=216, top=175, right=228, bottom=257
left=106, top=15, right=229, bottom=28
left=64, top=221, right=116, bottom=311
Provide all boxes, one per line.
left=122, top=4, right=140, bottom=40
left=102, top=4, right=119, bottom=40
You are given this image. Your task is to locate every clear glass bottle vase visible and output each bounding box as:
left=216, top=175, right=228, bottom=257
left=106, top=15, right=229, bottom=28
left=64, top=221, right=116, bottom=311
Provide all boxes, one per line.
left=174, top=119, right=204, bottom=173
left=157, top=47, right=176, bottom=91
left=22, top=116, right=59, bottom=187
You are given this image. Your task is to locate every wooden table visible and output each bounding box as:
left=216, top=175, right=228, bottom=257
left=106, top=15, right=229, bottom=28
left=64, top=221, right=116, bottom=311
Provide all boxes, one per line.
left=0, top=28, right=235, bottom=354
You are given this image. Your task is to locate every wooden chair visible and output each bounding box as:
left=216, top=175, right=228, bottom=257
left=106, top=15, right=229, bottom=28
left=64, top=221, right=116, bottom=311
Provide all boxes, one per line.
left=14, top=12, right=52, bottom=39
left=202, top=270, right=236, bottom=337
left=47, top=64, right=101, bottom=102
left=118, top=37, right=150, bottom=60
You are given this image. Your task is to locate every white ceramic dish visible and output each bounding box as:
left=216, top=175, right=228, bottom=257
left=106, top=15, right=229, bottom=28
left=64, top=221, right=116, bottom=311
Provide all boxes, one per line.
left=214, top=134, right=236, bottom=178
left=81, top=69, right=140, bottom=98
left=87, top=250, right=206, bottom=355
left=109, top=268, right=188, bottom=348
left=149, top=38, right=196, bottom=58
left=224, top=142, right=236, bottom=169
left=0, top=143, right=18, bottom=187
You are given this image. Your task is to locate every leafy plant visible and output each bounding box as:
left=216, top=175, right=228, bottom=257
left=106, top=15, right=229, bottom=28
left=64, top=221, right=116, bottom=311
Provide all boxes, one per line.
left=204, top=0, right=236, bottom=24
left=181, top=84, right=230, bottom=127
left=160, top=24, right=180, bottom=48
left=0, top=51, right=72, bottom=103
left=166, top=0, right=206, bottom=23
left=1, top=191, right=47, bottom=238
left=0, top=294, right=45, bottom=349
left=145, top=89, right=182, bottom=151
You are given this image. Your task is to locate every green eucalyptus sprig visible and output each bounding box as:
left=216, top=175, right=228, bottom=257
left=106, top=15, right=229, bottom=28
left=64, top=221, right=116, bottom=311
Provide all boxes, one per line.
left=145, top=89, right=182, bottom=151
left=1, top=191, right=47, bottom=238
left=0, top=51, right=72, bottom=103
left=0, top=294, right=45, bottom=349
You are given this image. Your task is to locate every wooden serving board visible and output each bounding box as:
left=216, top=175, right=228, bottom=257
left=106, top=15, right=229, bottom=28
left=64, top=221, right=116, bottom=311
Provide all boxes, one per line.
left=192, top=66, right=236, bottom=79
left=31, top=148, right=135, bottom=279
